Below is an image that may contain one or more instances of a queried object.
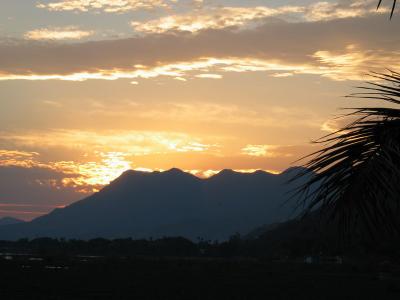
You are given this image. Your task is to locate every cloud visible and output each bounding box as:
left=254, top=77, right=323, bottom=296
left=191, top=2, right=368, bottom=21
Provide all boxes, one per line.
left=24, top=27, right=94, bottom=41
left=187, top=168, right=281, bottom=178
left=0, top=146, right=289, bottom=203
left=312, top=45, right=400, bottom=81
left=0, top=165, right=82, bottom=219
left=1, top=49, right=397, bottom=83
left=0, top=129, right=310, bottom=190
left=0, top=130, right=214, bottom=156
left=320, top=115, right=359, bottom=133
left=305, top=0, right=382, bottom=21
left=0, top=146, right=290, bottom=190
left=37, top=0, right=171, bottom=13
left=131, top=6, right=304, bottom=33
left=0, top=150, right=43, bottom=168
left=0, top=203, right=66, bottom=218
left=130, top=1, right=384, bottom=34
left=0, top=149, right=134, bottom=193
left=240, top=145, right=291, bottom=158
left=132, top=102, right=323, bottom=129
left=0, top=129, right=220, bottom=191
left=195, top=73, right=223, bottom=79
left=0, top=13, right=399, bottom=82
left=0, top=161, right=283, bottom=220
left=0, top=57, right=321, bottom=81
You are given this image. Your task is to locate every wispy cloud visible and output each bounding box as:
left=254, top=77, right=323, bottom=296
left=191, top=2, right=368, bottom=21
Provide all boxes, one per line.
left=241, top=145, right=292, bottom=158
left=305, top=0, right=385, bottom=21
left=1, top=49, right=396, bottom=82
left=0, top=9, right=399, bottom=82
left=0, top=130, right=214, bottom=156
left=131, top=6, right=304, bottom=33
left=0, top=150, right=131, bottom=193
left=320, top=116, right=358, bottom=133
left=133, top=102, right=322, bottom=129
left=195, top=73, right=223, bottom=79
left=131, top=1, right=383, bottom=34
left=0, top=57, right=314, bottom=81
left=37, top=0, right=171, bottom=13
left=312, top=45, right=400, bottom=81
left=0, top=129, right=216, bottom=191
left=0, top=150, right=42, bottom=168
left=187, top=168, right=281, bottom=178
left=24, top=26, right=94, bottom=41
left=0, top=147, right=285, bottom=193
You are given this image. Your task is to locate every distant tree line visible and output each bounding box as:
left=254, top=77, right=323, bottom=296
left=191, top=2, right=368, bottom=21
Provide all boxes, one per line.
left=1, top=228, right=400, bottom=261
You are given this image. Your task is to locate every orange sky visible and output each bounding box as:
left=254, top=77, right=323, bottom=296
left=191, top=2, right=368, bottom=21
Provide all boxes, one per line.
left=0, top=0, right=398, bottom=219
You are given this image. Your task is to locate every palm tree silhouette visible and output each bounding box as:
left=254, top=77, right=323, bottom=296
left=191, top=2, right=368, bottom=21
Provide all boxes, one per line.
left=293, top=71, right=400, bottom=235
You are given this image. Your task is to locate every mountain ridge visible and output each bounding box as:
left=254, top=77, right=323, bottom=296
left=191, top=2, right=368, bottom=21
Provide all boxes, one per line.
left=0, top=167, right=309, bottom=241
left=0, top=217, right=25, bottom=226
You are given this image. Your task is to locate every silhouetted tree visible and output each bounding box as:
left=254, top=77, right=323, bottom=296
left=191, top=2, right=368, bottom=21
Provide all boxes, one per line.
left=293, top=71, right=400, bottom=235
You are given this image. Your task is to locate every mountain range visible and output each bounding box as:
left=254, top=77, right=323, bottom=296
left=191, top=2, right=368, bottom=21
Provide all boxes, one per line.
left=0, top=217, right=24, bottom=227
left=0, top=167, right=308, bottom=241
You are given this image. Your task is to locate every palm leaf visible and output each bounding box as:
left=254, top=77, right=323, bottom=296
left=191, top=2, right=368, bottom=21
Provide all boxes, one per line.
left=378, top=0, right=397, bottom=18
left=292, top=71, right=400, bottom=235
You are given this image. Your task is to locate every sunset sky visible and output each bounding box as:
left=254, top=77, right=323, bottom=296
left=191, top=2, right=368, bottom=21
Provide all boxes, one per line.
left=0, top=0, right=398, bottom=219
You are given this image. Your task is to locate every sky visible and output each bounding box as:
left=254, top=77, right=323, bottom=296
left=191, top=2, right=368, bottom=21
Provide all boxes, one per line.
left=0, top=0, right=398, bottom=220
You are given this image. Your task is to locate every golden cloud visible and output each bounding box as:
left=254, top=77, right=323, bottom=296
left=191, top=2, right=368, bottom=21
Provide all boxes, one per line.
left=1, top=9, right=399, bottom=83
left=133, top=102, right=323, bottom=130
left=187, top=168, right=281, bottom=178
left=241, top=145, right=285, bottom=158
left=305, top=0, right=386, bottom=21
left=320, top=115, right=360, bottom=133
left=0, top=147, right=283, bottom=193
left=1, top=51, right=394, bottom=82
left=56, top=152, right=132, bottom=188
left=24, top=27, right=94, bottom=40
left=0, top=130, right=214, bottom=156
left=37, top=0, right=171, bottom=13
left=195, top=73, right=223, bottom=79
left=131, top=6, right=304, bottom=33
left=0, top=130, right=305, bottom=191
left=0, top=150, right=44, bottom=168
left=0, top=150, right=132, bottom=192
left=312, top=45, right=400, bottom=81
left=131, top=1, right=383, bottom=34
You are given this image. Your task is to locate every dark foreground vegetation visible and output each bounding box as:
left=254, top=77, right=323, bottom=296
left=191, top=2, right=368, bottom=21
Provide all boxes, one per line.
left=2, top=210, right=400, bottom=260
left=1, top=252, right=400, bottom=300
left=1, top=223, right=400, bottom=300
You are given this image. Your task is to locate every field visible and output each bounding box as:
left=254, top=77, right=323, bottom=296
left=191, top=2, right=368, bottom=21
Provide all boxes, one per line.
left=1, top=255, right=400, bottom=300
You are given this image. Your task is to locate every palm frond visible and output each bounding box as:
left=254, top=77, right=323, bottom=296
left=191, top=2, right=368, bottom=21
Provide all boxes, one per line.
left=378, top=0, right=397, bottom=19
left=292, top=71, right=400, bottom=235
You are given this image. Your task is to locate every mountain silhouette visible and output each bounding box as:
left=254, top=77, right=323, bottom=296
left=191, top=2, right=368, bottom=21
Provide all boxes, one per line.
left=0, top=217, right=24, bottom=226
left=0, top=168, right=309, bottom=240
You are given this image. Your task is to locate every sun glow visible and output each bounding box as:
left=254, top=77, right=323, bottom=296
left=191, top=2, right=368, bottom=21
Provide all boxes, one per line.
left=62, top=152, right=132, bottom=188
left=0, top=147, right=286, bottom=194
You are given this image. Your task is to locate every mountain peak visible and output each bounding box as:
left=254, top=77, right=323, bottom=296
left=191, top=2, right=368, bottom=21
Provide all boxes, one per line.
left=218, top=169, right=237, bottom=176
left=165, top=168, right=185, bottom=175
left=0, top=165, right=305, bottom=240
left=207, top=169, right=239, bottom=180
left=253, top=170, right=271, bottom=176
left=161, top=168, right=200, bottom=181
left=113, top=169, right=152, bottom=181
